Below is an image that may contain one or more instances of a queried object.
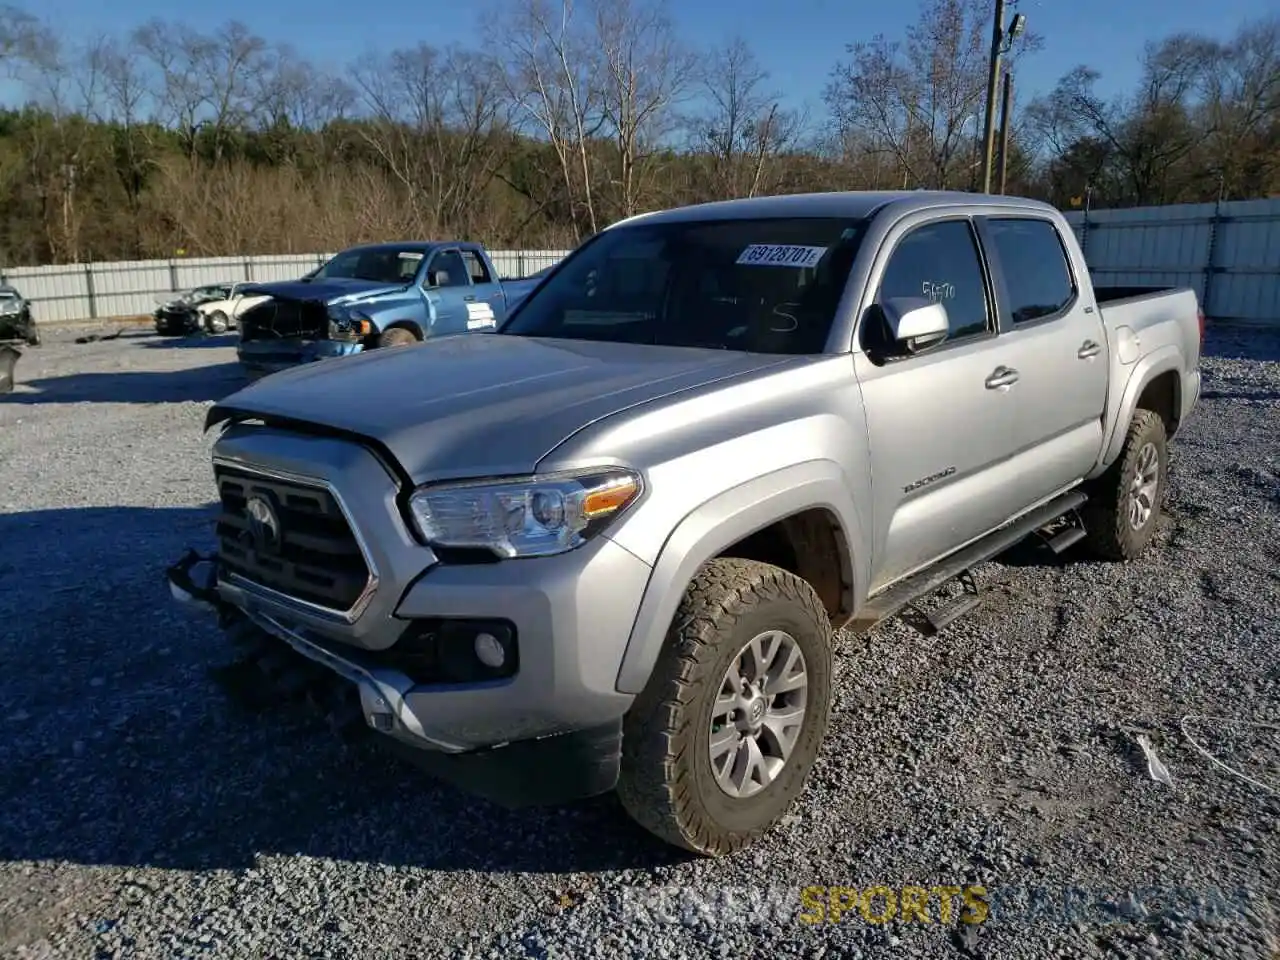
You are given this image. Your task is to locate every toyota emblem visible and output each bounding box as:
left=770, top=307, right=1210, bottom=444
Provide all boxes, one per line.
left=245, top=495, right=281, bottom=555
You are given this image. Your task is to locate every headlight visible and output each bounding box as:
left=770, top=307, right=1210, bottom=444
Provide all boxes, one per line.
left=408, top=468, right=642, bottom=558
left=327, top=305, right=371, bottom=338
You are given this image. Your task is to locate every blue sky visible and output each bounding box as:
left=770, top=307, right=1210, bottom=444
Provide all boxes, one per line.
left=9, top=0, right=1276, bottom=117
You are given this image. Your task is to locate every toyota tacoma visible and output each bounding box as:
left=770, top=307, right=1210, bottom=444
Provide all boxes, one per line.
left=168, top=190, right=1202, bottom=855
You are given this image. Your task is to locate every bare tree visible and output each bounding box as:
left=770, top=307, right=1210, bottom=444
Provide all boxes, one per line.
left=85, top=37, right=154, bottom=254
left=258, top=44, right=355, bottom=137
left=0, top=4, right=51, bottom=74
left=8, top=25, right=107, bottom=262
left=690, top=35, right=803, bottom=198
left=132, top=20, right=209, bottom=160
left=592, top=0, right=695, bottom=218
left=495, top=0, right=604, bottom=239
left=1033, top=33, right=1213, bottom=205
left=824, top=0, right=1038, bottom=189
left=1200, top=15, right=1280, bottom=196
left=132, top=19, right=270, bottom=164
left=353, top=42, right=513, bottom=236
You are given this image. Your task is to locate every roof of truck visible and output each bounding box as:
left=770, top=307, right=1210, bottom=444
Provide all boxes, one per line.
left=612, top=190, right=1059, bottom=228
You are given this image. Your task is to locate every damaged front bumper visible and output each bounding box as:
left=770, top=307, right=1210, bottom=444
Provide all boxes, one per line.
left=235, top=338, right=362, bottom=376
left=164, top=548, right=626, bottom=807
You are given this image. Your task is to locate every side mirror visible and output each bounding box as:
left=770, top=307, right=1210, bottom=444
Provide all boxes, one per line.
left=882, top=297, right=950, bottom=351
left=428, top=270, right=450, bottom=288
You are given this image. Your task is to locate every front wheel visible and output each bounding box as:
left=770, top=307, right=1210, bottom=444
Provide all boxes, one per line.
left=617, top=557, right=833, bottom=856
left=206, top=311, right=229, bottom=335
left=377, top=326, right=418, bottom=348
left=1081, top=408, right=1168, bottom=560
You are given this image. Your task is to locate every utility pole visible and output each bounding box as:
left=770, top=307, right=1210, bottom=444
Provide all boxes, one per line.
left=979, top=0, right=1006, bottom=194
left=981, top=2, right=1026, bottom=193
left=996, top=69, right=1013, bottom=194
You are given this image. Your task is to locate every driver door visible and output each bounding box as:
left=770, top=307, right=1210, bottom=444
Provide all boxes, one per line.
left=854, top=216, right=1025, bottom=592
left=421, top=248, right=473, bottom=335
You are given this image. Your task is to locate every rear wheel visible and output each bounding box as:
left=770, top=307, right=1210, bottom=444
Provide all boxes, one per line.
left=377, top=326, right=418, bottom=348
left=1082, top=408, right=1168, bottom=560
left=617, top=557, right=833, bottom=856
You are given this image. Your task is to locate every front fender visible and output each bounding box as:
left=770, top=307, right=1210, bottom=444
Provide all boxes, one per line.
left=1091, top=344, right=1183, bottom=477
left=612, top=460, right=867, bottom=695
left=364, top=300, right=428, bottom=338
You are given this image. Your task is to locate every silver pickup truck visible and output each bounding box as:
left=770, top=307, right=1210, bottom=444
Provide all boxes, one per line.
left=167, top=190, right=1202, bottom=856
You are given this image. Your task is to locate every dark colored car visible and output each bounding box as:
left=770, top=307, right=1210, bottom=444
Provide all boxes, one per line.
left=0, top=283, right=38, bottom=395
left=0, top=284, right=39, bottom=346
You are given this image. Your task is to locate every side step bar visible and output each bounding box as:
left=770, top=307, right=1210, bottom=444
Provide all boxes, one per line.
left=848, top=489, right=1088, bottom=634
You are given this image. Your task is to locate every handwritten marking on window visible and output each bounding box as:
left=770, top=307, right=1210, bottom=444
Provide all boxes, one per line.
left=921, top=281, right=955, bottom=301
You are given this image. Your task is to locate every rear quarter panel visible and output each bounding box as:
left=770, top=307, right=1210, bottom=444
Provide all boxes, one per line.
left=1090, top=288, right=1201, bottom=477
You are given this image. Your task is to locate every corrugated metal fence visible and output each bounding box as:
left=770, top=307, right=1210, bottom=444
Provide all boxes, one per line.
left=0, top=250, right=572, bottom=323
left=4, top=196, right=1279, bottom=325
left=1062, top=197, right=1280, bottom=327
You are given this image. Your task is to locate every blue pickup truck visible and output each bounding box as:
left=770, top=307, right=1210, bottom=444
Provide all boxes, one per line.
left=235, top=241, right=518, bottom=376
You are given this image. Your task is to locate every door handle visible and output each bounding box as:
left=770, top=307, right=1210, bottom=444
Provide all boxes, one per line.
left=985, top=366, right=1019, bottom=389
left=463, top=294, right=477, bottom=302
left=1077, top=340, right=1101, bottom=359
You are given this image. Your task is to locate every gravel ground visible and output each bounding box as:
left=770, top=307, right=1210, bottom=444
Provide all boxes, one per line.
left=0, top=322, right=1277, bottom=960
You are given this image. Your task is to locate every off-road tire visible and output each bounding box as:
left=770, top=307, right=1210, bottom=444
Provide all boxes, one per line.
left=377, top=326, right=418, bottom=348
left=1081, top=408, right=1168, bottom=561
left=206, top=311, right=230, bottom=334
left=616, top=557, right=833, bottom=856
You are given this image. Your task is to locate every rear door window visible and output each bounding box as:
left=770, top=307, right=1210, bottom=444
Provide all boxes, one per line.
left=984, top=218, right=1077, bottom=324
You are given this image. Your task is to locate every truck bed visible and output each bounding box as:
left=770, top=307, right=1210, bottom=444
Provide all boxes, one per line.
left=1094, top=284, right=1187, bottom=305
left=1093, top=282, right=1204, bottom=348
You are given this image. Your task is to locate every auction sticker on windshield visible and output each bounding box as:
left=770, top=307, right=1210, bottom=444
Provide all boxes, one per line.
left=736, top=244, right=828, bottom=268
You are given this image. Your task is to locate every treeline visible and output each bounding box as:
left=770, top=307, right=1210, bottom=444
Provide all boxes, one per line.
left=0, top=0, right=1276, bottom=266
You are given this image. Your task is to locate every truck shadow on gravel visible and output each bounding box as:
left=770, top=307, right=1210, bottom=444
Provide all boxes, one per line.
left=143, top=335, right=239, bottom=350
left=0, top=362, right=248, bottom=404
left=0, top=505, right=687, bottom=876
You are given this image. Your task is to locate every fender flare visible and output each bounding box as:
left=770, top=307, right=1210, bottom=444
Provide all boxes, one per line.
left=613, top=459, right=867, bottom=695
left=1092, top=345, right=1183, bottom=476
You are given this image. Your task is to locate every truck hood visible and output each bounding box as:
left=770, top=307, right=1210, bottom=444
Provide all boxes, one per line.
left=247, top=277, right=408, bottom=305
left=208, top=334, right=799, bottom=483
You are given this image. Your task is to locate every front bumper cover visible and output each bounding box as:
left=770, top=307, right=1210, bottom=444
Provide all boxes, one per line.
left=166, top=538, right=634, bottom=806
left=236, top=338, right=362, bottom=375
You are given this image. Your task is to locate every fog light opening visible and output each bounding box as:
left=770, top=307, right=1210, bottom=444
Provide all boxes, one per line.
left=474, top=632, right=506, bottom=669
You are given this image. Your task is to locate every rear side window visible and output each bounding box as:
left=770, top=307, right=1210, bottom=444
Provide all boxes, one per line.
left=876, top=219, right=991, bottom=340
left=985, top=218, right=1076, bottom=323
left=460, top=250, right=492, bottom=284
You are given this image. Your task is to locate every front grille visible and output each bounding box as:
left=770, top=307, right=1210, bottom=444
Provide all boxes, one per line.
left=214, top=463, right=372, bottom=615
left=239, top=299, right=327, bottom=341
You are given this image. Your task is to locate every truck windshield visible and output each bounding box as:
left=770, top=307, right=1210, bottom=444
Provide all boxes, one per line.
left=499, top=217, right=869, bottom=353
left=312, top=248, right=426, bottom=284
